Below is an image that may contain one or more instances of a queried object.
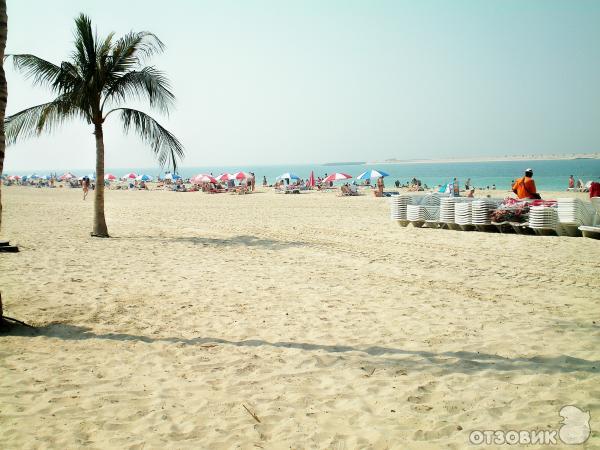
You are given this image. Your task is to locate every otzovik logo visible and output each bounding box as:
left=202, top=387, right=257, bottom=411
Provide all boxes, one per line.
left=469, top=405, right=591, bottom=446
left=559, top=406, right=591, bottom=445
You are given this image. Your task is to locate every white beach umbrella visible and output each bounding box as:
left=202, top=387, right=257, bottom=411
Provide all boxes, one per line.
left=356, top=169, right=389, bottom=180
left=276, top=172, right=300, bottom=180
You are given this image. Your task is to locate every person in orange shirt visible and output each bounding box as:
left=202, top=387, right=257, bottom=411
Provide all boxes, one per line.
left=512, top=169, right=540, bottom=199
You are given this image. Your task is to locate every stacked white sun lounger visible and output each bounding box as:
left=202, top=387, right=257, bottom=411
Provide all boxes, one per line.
left=389, top=194, right=413, bottom=226
left=406, top=204, right=440, bottom=226
left=454, top=202, right=474, bottom=231
left=578, top=197, right=600, bottom=239
left=391, top=193, right=446, bottom=227
left=391, top=193, right=600, bottom=239
left=528, top=205, right=561, bottom=235
left=439, top=197, right=475, bottom=230
left=471, top=199, right=502, bottom=231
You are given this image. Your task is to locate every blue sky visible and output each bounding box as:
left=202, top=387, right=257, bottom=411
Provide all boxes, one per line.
left=4, top=0, right=600, bottom=170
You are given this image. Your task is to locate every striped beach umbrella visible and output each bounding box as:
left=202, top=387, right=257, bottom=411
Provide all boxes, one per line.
left=276, top=172, right=300, bottom=180
left=136, top=174, right=153, bottom=181
left=232, top=171, right=252, bottom=180
left=164, top=173, right=182, bottom=180
left=104, top=173, right=117, bottom=180
left=191, top=174, right=218, bottom=184
left=123, top=172, right=138, bottom=179
left=59, top=172, right=76, bottom=180
left=323, top=173, right=352, bottom=183
left=356, top=169, right=389, bottom=180
left=216, top=173, right=234, bottom=182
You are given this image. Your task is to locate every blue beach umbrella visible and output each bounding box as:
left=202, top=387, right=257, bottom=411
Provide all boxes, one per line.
left=137, top=174, right=153, bottom=181
left=164, top=173, right=181, bottom=180
left=356, top=169, right=389, bottom=180
left=276, top=172, right=300, bottom=180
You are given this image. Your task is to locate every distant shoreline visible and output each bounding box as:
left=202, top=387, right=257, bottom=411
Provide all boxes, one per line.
left=364, top=153, right=600, bottom=165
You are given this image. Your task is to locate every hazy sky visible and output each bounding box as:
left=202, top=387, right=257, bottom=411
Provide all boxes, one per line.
left=4, top=0, right=600, bottom=171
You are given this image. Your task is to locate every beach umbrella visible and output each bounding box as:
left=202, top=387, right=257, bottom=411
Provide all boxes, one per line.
left=232, top=171, right=252, bottom=180
left=41, top=175, right=52, bottom=180
left=216, top=173, right=234, bottom=182
left=59, top=172, right=76, bottom=180
left=123, top=172, right=138, bottom=179
left=164, top=173, right=181, bottom=180
left=356, top=169, right=389, bottom=180
left=191, top=174, right=218, bottom=184
left=323, top=173, right=352, bottom=183
left=276, top=172, right=300, bottom=180
left=104, top=173, right=117, bottom=180
left=28, top=173, right=40, bottom=179
left=8, top=175, right=21, bottom=181
left=136, top=174, right=153, bottom=181
left=308, top=171, right=315, bottom=188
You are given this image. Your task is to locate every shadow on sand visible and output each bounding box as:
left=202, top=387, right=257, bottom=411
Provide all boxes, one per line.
left=112, top=234, right=307, bottom=250
left=11, top=323, right=599, bottom=375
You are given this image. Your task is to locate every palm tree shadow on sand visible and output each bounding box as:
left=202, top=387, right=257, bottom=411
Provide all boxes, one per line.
left=111, top=234, right=308, bottom=250
left=11, top=323, right=600, bottom=375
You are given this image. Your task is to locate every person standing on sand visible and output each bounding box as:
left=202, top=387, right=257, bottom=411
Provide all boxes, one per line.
left=262, top=176, right=267, bottom=186
left=568, top=175, right=575, bottom=190
left=376, top=176, right=384, bottom=197
left=82, top=176, right=90, bottom=200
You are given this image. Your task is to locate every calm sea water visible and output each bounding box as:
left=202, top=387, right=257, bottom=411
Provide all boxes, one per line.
left=11, top=159, right=600, bottom=192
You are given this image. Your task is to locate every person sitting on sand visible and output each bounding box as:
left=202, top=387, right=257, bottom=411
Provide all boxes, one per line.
left=512, top=168, right=540, bottom=199
left=467, top=188, right=475, bottom=198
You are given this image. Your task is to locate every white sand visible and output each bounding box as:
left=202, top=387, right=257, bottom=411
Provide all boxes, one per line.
left=1, top=186, right=599, bottom=449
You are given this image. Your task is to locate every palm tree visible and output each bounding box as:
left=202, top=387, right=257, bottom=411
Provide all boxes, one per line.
left=0, top=0, right=7, bottom=234
left=4, top=13, right=184, bottom=237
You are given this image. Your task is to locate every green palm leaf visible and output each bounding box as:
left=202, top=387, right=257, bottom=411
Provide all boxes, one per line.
left=112, top=107, right=184, bottom=172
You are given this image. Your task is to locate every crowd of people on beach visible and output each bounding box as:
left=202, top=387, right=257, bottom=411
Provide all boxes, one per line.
left=3, top=168, right=599, bottom=201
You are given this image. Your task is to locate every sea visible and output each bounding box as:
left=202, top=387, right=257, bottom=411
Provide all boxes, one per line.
left=9, top=159, right=600, bottom=192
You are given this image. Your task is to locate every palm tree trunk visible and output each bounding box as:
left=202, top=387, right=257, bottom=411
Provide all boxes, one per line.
left=0, top=0, right=7, bottom=234
left=92, top=123, right=109, bottom=237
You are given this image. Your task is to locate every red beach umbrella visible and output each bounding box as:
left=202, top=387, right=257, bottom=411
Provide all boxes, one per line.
left=323, top=173, right=352, bottom=183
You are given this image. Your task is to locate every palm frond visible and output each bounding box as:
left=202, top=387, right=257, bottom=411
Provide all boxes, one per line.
left=103, top=67, right=174, bottom=114
left=9, top=54, right=77, bottom=91
left=4, top=97, right=84, bottom=145
left=111, top=107, right=184, bottom=171
left=108, top=31, right=165, bottom=75
left=73, top=14, right=96, bottom=72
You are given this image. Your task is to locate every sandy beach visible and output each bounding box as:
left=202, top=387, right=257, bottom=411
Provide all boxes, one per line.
left=1, top=186, right=599, bottom=449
